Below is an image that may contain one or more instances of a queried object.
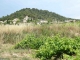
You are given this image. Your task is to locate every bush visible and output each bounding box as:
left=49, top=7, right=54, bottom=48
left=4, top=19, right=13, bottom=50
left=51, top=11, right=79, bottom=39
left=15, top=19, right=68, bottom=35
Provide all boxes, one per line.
left=14, top=34, right=80, bottom=60
left=14, top=34, right=46, bottom=49
left=36, top=35, right=80, bottom=60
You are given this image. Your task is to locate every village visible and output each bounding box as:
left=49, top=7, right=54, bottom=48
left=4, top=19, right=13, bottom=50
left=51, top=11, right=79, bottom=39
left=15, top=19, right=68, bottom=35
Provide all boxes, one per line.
left=0, top=16, right=79, bottom=25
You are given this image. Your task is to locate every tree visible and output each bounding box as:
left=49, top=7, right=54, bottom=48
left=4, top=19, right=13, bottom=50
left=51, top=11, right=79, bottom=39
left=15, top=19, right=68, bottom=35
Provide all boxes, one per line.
left=0, top=8, right=74, bottom=24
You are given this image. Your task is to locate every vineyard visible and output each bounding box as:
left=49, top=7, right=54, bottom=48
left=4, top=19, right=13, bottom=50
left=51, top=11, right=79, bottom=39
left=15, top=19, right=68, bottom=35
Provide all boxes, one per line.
left=14, top=34, right=80, bottom=60
left=0, top=23, right=80, bottom=60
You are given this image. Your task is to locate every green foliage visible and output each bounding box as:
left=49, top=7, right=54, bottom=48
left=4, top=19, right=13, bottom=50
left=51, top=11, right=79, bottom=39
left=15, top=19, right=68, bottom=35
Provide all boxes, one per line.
left=0, top=8, right=68, bottom=23
left=14, top=34, right=80, bottom=60
left=14, top=34, right=46, bottom=49
left=36, top=35, right=80, bottom=60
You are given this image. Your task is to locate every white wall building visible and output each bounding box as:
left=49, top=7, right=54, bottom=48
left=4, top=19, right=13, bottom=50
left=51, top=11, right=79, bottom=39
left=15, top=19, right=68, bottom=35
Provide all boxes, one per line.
left=23, top=16, right=29, bottom=23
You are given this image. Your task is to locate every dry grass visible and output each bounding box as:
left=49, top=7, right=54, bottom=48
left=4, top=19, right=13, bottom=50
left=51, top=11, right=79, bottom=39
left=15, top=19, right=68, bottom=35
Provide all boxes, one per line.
left=0, top=23, right=80, bottom=44
left=0, top=24, right=36, bottom=44
left=49, top=23, right=80, bottom=37
left=0, top=23, right=80, bottom=60
left=0, top=44, right=39, bottom=60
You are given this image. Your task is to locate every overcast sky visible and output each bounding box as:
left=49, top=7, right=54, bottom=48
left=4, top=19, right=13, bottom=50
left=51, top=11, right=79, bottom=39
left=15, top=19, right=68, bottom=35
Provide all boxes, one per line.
left=0, top=0, right=80, bottom=19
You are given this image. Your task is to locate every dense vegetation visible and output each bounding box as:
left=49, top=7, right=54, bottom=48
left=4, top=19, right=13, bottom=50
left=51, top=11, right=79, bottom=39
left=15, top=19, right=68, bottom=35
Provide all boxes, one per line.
left=14, top=34, right=80, bottom=60
left=13, top=23, right=80, bottom=60
left=0, top=8, right=73, bottom=22
left=0, top=7, right=80, bottom=60
left=0, top=23, right=80, bottom=60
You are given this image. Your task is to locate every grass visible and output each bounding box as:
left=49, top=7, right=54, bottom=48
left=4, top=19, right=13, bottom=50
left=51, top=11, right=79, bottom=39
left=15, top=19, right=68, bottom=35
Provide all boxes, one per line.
left=0, top=44, right=39, bottom=60
left=0, top=23, right=80, bottom=44
left=0, top=22, right=80, bottom=60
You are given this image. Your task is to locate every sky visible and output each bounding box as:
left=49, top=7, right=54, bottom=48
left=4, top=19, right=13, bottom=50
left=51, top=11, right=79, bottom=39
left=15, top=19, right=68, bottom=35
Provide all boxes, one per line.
left=0, top=0, right=80, bottom=19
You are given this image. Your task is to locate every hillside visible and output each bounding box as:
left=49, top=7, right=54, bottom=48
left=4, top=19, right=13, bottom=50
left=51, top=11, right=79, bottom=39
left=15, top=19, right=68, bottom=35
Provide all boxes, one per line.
left=0, top=8, right=72, bottom=23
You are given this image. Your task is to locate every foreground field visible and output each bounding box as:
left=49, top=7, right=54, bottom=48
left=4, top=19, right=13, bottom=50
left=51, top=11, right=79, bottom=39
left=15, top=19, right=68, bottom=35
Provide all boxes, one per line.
left=0, top=23, right=80, bottom=60
left=0, top=44, right=40, bottom=60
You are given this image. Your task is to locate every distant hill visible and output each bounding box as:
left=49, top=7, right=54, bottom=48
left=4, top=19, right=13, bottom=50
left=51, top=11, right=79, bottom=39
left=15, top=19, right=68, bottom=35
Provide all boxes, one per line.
left=0, top=8, right=75, bottom=23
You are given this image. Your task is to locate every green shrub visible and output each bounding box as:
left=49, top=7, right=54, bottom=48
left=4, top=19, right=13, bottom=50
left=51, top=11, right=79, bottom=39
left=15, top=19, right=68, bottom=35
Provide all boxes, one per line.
left=14, top=34, right=46, bottom=49
left=14, top=34, right=80, bottom=60
left=36, top=35, right=80, bottom=60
